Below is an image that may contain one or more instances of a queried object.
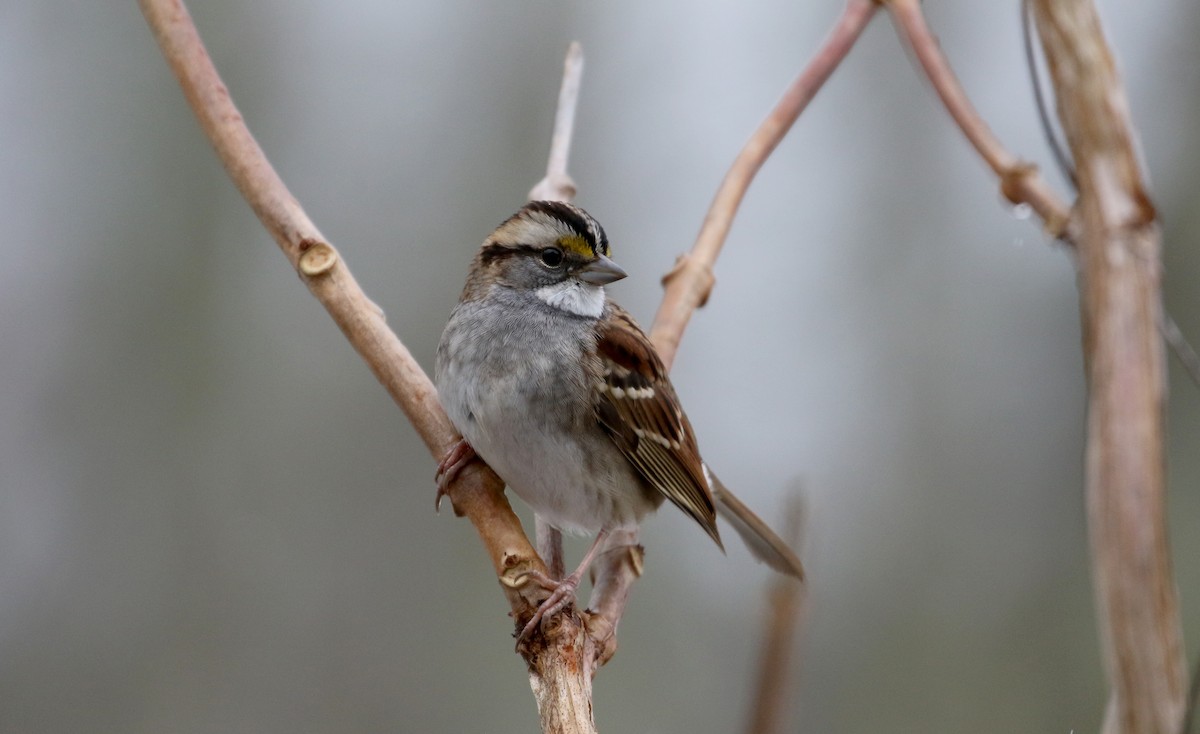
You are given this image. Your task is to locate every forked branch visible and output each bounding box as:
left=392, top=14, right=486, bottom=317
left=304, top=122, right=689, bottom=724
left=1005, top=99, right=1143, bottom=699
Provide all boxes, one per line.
left=886, top=1, right=1187, bottom=731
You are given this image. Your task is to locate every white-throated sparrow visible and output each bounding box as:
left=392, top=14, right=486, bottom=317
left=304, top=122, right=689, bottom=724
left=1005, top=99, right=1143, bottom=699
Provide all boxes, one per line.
left=435, top=201, right=802, bottom=636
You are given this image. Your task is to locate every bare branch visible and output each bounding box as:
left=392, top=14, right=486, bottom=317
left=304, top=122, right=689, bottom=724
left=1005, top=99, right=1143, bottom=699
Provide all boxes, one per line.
left=1030, top=2, right=1188, bottom=733
left=140, top=7, right=606, bottom=730
left=1162, top=313, right=1200, bottom=389
left=746, top=494, right=807, bottom=734
left=530, top=41, right=585, bottom=203
left=649, top=0, right=879, bottom=367
left=137, top=0, right=551, bottom=635
left=887, top=0, right=1074, bottom=241
left=537, top=517, right=566, bottom=581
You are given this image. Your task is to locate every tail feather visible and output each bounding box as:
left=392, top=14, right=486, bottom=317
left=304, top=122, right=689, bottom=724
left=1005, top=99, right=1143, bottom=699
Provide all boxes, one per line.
left=705, top=467, right=805, bottom=579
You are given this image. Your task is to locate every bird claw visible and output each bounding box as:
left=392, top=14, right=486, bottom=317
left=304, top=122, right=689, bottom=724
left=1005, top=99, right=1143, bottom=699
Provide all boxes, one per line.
left=516, top=573, right=582, bottom=645
left=513, top=529, right=610, bottom=647
left=434, top=439, right=476, bottom=511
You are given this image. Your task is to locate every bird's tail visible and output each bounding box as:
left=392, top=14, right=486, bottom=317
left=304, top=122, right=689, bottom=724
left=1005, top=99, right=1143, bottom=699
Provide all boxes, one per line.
left=705, top=466, right=805, bottom=579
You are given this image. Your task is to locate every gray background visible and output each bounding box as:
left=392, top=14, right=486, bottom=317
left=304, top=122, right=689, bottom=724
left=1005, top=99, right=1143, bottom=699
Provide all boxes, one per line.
left=2, top=1, right=1198, bottom=732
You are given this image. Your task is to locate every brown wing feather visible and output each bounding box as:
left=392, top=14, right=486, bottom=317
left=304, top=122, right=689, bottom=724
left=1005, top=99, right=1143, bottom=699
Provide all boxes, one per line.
left=594, top=303, right=721, bottom=546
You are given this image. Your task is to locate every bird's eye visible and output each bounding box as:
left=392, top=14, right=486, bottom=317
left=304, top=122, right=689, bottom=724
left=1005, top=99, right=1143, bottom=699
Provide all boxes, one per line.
left=541, top=247, right=564, bottom=267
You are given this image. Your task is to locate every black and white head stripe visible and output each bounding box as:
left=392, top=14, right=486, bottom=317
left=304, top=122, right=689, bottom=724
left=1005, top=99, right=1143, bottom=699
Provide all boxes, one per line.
left=479, top=201, right=612, bottom=264
left=520, top=201, right=610, bottom=257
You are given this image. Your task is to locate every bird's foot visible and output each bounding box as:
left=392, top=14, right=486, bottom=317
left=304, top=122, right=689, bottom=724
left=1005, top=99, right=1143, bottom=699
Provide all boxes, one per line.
left=515, top=529, right=609, bottom=645
left=516, top=570, right=584, bottom=644
left=434, top=438, right=476, bottom=511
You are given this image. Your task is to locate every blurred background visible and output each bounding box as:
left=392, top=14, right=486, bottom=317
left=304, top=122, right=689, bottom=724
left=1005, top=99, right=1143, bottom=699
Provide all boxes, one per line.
left=2, top=1, right=1198, bottom=732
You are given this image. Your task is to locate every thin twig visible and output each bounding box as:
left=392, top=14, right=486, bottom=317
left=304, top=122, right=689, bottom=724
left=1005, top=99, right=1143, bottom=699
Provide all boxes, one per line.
left=649, top=0, right=879, bottom=367
left=537, top=517, right=566, bottom=581
left=887, top=0, right=1073, bottom=241
left=530, top=42, right=584, bottom=203
left=899, top=0, right=1200, bottom=389
left=1162, top=313, right=1200, bottom=389
left=1031, top=2, right=1187, bottom=733
left=746, top=494, right=807, bottom=734
left=584, top=529, right=643, bottom=670
left=1184, top=651, right=1200, bottom=734
left=1020, top=0, right=1077, bottom=188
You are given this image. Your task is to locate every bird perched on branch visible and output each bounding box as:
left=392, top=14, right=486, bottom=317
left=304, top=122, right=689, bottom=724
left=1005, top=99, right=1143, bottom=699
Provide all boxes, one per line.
left=435, top=201, right=802, bottom=639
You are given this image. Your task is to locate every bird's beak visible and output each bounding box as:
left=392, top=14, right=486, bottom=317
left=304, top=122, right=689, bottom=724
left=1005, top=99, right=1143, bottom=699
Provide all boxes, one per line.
left=577, top=254, right=627, bottom=285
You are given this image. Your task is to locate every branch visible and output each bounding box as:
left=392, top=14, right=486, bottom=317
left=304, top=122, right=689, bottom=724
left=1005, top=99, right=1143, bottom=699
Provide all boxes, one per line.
left=140, top=6, right=609, bottom=728
left=599, top=0, right=875, bottom=682
left=887, top=0, right=1074, bottom=242
left=649, top=0, right=879, bottom=367
left=138, top=0, right=574, bottom=688
left=887, top=1, right=1188, bottom=729
left=530, top=41, right=584, bottom=203
left=745, top=495, right=807, bottom=734
left=1029, top=3, right=1187, bottom=733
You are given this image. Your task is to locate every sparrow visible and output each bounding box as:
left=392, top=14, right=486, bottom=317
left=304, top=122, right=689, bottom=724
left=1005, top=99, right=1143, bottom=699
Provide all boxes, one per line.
left=434, top=201, right=803, bottom=638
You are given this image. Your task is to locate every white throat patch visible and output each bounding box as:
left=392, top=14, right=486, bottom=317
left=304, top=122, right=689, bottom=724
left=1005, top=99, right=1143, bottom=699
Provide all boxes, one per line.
left=535, top=280, right=606, bottom=318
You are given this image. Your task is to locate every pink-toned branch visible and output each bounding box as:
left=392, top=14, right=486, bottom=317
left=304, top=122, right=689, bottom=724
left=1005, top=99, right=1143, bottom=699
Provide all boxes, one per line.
left=530, top=42, right=584, bottom=203
left=887, top=0, right=1186, bottom=730
left=649, top=0, right=879, bottom=366
left=745, top=495, right=807, bottom=734
left=1030, top=3, right=1187, bottom=733
left=887, top=0, right=1074, bottom=241
left=137, top=0, right=551, bottom=623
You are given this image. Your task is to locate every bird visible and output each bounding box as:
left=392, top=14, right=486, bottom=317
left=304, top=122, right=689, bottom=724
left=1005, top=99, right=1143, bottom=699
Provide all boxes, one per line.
left=434, top=200, right=803, bottom=639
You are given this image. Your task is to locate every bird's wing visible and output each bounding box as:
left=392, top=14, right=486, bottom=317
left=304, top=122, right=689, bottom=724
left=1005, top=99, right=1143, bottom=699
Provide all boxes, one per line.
left=593, top=303, right=721, bottom=546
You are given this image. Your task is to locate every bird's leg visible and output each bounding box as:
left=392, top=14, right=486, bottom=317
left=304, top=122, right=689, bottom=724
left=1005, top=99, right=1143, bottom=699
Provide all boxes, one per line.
left=517, top=528, right=609, bottom=643
left=434, top=438, right=477, bottom=511
left=535, top=517, right=566, bottom=581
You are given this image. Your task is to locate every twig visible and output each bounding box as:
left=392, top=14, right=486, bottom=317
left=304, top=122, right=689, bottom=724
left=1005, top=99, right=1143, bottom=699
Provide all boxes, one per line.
left=529, top=43, right=585, bottom=588
left=1030, top=2, right=1187, bottom=733
left=537, top=517, right=566, bottom=581
left=584, top=529, right=644, bottom=670
left=1184, top=651, right=1200, bottom=734
left=139, top=5, right=600, bottom=732
left=887, top=0, right=1074, bottom=241
left=897, top=0, right=1200, bottom=392
left=745, top=494, right=807, bottom=734
left=530, top=42, right=584, bottom=203
left=1162, top=313, right=1200, bottom=389
left=648, top=0, right=879, bottom=367
left=1020, top=0, right=1077, bottom=189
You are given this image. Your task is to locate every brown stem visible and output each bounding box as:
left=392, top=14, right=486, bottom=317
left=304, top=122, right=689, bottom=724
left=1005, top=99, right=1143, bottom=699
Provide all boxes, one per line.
left=137, top=0, right=549, bottom=617
left=745, top=495, right=807, bottom=734
left=649, top=0, right=879, bottom=367
left=530, top=41, right=584, bottom=204
left=887, top=0, right=1074, bottom=241
left=139, top=5, right=602, bottom=730
left=583, top=529, right=644, bottom=670
left=1030, top=2, right=1187, bottom=733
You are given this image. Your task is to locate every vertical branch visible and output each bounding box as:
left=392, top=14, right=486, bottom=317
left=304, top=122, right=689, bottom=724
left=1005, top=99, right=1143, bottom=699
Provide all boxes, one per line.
left=745, top=495, right=807, bottom=734
left=1031, top=3, right=1187, bottom=734
left=530, top=42, right=584, bottom=204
